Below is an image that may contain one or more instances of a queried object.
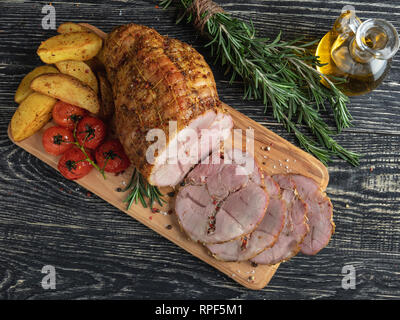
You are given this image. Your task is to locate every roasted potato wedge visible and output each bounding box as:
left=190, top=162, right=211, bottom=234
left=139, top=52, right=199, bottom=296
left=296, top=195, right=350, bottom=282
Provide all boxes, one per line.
left=55, top=60, right=98, bottom=94
left=37, top=32, right=103, bottom=64
left=78, top=23, right=107, bottom=40
left=14, top=65, right=59, bottom=104
left=97, top=71, right=115, bottom=120
left=56, top=22, right=106, bottom=72
left=30, top=73, right=100, bottom=114
left=57, top=22, right=89, bottom=34
left=10, top=92, right=56, bottom=141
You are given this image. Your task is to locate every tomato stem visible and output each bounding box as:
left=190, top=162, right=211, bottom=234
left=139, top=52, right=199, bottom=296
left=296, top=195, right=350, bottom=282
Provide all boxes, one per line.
left=72, top=122, right=106, bottom=180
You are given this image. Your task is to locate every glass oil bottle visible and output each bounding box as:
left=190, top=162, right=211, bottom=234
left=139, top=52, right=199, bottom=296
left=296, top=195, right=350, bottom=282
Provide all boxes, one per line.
left=315, top=5, right=399, bottom=96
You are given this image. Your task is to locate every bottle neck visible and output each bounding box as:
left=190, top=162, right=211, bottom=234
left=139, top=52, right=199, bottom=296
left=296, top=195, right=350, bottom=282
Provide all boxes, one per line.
left=350, top=38, right=374, bottom=63
left=351, top=19, right=399, bottom=63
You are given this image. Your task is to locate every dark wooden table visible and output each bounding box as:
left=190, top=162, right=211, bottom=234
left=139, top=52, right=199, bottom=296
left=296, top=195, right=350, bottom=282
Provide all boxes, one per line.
left=0, top=0, right=399, bottom=300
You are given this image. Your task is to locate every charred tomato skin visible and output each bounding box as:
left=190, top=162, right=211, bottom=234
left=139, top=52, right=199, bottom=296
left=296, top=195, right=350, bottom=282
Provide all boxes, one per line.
left=52, top=101, right=87, bottom=129
left=42, top=126, right=74, bottom=156
left=95, top=139, right=130, bottom=173
left=58, top=146, right=93, bottom=180
left=76, top=116, right=107, bottom=149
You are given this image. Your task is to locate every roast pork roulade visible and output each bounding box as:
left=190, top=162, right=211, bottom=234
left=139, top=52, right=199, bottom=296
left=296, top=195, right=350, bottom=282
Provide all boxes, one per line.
left=102, top=24, right=233, bottom=187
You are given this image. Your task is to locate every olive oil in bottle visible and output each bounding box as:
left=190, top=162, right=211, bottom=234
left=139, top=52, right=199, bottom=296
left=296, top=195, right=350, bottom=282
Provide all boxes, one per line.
left=315, top=5, right=399, bottom=96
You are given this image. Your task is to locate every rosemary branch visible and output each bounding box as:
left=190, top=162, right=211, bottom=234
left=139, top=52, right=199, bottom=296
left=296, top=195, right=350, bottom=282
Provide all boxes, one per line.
left=160, top=0, right=360, bottom=166
left=122, top=169, right=166, bottom=210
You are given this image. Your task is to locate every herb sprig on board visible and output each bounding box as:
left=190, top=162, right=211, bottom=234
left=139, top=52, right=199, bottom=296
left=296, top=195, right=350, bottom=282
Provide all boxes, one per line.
left=160, top=0, right=360, bottom=166
left=121, top=169, right=166, bottom=209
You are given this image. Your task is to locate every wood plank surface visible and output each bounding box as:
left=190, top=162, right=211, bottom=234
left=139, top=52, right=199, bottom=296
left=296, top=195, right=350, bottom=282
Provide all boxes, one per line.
left=0, top=0, right=399, bottom=299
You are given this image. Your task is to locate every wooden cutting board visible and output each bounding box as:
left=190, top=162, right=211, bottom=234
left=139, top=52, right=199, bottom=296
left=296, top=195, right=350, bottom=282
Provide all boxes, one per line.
left=8, top=101, right=328, bottom=290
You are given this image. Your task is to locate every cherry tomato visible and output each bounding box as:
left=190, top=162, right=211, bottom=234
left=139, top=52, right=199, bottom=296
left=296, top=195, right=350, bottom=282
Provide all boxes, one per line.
left=95, top=139, right=131, bottom=173
left=52, top=101, right=87, bottom=129
left=58, top=146, right=93, bottom=180
left=76, top=116, right=106, bottom=149
left=42, top=126, right=74, bottom=156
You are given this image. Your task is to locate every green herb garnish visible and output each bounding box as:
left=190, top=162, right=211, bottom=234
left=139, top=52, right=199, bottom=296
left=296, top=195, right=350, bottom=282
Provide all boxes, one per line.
left=122, top=168, right=166, bottom=209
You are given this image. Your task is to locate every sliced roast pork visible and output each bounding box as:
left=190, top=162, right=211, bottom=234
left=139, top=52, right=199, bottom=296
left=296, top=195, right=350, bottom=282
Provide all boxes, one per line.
left=250, top=175, right=309, bottom=265
left=206, top=176, right=286, bottom=261
left=186, top=149, right=261, bottom=199
left=290, top=175, right=335, bottom=255
left=103, top=24, right=233, bottom=187
left=175, top=150, right=269, bottom=244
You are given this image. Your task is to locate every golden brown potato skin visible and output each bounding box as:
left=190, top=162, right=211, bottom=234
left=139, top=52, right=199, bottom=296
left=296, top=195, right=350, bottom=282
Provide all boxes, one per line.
left=10, top=92, right=56, bottom=141
left=103, top=24, right=222, bottom=182
left=57, top=22, right=89, bottom=34
left=30, top=73, right=100, bottom=114
left=37, top=31, right=103, bottom=64
left=55, top=60, right=99, bottom=94
left=14, top=65, right=59, bottom=104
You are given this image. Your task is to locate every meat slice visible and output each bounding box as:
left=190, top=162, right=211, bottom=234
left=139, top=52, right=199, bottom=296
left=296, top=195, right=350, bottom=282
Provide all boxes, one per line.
left=206, top=176, right=286, bottom=261
left=290, top=175, right=335, bottom=255
left=103, top=24, right=233, bottom=187
left=186, top=149, right=261, bottom=199
left=175, top=150, right=268, bottom=244
left=175, top=184, right=226, bottom=242
left=250, top=175, right=309, bottom=265
left=149, top=110, right=233, bottom=187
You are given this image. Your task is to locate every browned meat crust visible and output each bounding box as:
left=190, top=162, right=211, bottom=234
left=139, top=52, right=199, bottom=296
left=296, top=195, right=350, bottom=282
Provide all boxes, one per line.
left=103, top=24, right=226, bottom=184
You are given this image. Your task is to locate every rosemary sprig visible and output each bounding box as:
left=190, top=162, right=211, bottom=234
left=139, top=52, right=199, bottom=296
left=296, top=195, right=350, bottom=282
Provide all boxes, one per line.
left=160, top=0, right=360, bottom=166
left=122, top=168, right=166, bottom=210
